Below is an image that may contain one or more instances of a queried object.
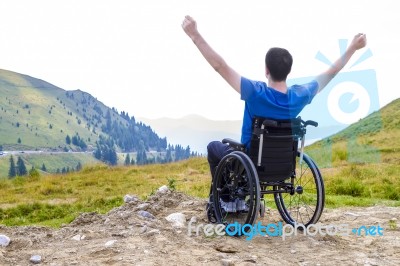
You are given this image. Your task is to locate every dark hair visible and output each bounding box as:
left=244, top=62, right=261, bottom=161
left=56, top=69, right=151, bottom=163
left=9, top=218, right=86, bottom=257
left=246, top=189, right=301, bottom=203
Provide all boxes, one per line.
left=265, top=47, right=293, bottom=81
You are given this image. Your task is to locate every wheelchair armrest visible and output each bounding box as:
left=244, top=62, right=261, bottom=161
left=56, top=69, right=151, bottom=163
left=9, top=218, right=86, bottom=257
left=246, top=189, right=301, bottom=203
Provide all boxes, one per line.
left=222, top=138, right=246, bottom=151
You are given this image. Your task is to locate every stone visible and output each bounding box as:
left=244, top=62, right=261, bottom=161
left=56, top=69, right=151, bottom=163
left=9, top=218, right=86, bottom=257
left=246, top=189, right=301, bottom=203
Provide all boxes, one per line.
left=140, top=225, right=148, bottom=233
left=215, top=244, right=238, bottom=254
left=30, top=255, right=42, bottom=264
left=145, top=229, right=160, bottom=236
left=124, top=194, right=138, bottom=203
left=344, top=212, right=361, bottom=217
left=190, top=216, right=197, bottom=224
left=105, top=240, right=117, bottom=247
left=157, top=185, right=169, bottom=194
left=221, top=259, right=234, bottom=266
left=137, top=210, right=155, bottom=219
left=137, top=203, right=150, bottom=210
left=0, top=235, right=11, bottom=247
left=165, top=213, right=186, bottom=228
left=71, top=234, right=83, bottom=241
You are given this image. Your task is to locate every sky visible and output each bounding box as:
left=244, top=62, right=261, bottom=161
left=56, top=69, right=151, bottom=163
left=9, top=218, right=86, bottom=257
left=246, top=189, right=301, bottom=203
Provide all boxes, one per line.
left=0, top=0, right=399, bottom=122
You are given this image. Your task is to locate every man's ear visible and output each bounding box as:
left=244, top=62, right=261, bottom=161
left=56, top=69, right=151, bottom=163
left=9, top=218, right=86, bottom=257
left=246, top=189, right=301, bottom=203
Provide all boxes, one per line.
left=265, top=67, right=270, bottom=78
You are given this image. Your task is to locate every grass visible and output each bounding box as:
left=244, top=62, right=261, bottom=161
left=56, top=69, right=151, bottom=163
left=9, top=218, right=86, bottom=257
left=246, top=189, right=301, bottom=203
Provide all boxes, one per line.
left=0, top=157, right=211, bottom=227
left=1, top=156, right=400, bottom=228
left=306, top=139, right=400, bottom=205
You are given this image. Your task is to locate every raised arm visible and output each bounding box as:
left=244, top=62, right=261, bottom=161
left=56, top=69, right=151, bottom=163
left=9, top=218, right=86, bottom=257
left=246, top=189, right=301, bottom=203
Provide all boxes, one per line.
left=182, top=15, right=241, bottom=94
left=316, top=33, right=367, bottom=93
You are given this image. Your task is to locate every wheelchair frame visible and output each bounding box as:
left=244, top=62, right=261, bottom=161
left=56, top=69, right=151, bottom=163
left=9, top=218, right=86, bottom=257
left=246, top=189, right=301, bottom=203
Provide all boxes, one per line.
left=208, top=117, right=325, bottom=230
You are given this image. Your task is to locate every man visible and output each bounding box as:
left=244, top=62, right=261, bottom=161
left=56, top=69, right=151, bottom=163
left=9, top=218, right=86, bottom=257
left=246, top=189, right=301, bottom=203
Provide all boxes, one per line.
left=182, top=15, right=367, bottom=181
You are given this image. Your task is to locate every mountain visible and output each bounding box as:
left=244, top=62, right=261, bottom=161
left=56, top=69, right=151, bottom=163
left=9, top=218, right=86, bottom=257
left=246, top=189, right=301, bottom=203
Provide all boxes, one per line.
left=139, top=114, right=242, bottom=154
left=0, top=69, right=167, bottom=153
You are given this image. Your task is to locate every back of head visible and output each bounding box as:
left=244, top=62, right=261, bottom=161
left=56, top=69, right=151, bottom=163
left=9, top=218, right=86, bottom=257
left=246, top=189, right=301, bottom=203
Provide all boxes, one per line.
left=265, top=48, right=293, bottom=82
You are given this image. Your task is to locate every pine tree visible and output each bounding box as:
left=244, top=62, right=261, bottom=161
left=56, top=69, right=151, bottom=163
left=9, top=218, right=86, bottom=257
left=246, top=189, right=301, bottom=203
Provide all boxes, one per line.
left=41, top=163, right=47, bottom=172
left=16, top=156, right=27, bottom=176
left=66, top=135, right=71, bottom=145
left=142, top=151, right=147, bottom=164
left=8, top=155, right=16, bottom=178
left=136, top=151, right=142, bottom=165
left=108, top=148, right=118, bottom=166
left=94, top=143, right=102, bottom=159
left=76, top=162, right=82, bottom=171
left=166, top=148, right=172, bottom=163
left=125, top=154, right=131, bottom=166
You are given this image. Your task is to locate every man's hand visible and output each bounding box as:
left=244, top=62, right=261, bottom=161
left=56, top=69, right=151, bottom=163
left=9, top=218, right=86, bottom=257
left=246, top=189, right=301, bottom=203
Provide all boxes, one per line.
left=316, top=33, right=367, bottom=93
left=181, top=15, right=241, bottom=94
left=349, top=33, right=367, bottom=51
left=182, top=15, right=199, bottom=41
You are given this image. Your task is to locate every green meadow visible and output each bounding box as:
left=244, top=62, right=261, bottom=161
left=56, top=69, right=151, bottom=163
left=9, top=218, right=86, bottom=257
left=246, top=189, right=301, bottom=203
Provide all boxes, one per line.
left=1, top=153, right=399, bottom=228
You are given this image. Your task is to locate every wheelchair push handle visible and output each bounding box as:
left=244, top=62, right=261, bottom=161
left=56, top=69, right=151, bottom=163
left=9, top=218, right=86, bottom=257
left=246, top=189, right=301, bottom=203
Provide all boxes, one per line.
left=301, top=119, right=318, bottom=128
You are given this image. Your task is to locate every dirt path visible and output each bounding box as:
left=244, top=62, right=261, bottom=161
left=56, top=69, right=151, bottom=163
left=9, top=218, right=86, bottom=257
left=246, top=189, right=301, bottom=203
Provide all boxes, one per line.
left=1, top=190, right=399, bottom=265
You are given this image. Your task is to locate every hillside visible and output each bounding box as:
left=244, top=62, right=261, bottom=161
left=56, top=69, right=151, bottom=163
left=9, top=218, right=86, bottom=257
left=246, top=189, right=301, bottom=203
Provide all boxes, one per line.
left=328, top=98, right=400, bottom=145
left=306, top=98, right=400, bottom=166
left=0, top=69, right=166, bottom=153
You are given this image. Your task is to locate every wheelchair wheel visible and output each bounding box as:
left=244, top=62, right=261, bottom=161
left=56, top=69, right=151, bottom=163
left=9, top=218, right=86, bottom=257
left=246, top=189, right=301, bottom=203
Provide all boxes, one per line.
left=212, top=151, right=260, bottom=230
left=274, top=152, right=324, bottom=227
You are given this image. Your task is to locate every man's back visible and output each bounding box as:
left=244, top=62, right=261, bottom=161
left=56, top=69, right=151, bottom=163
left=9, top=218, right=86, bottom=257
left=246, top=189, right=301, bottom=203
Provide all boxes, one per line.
left=240, top=77, right=319, bottom=148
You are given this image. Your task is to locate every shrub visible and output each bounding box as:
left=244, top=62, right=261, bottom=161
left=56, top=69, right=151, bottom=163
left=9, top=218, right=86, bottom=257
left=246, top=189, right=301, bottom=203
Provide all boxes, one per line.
left=329, top=177, right=367, bottom=197
left=167, top=177, right=177, bottom=191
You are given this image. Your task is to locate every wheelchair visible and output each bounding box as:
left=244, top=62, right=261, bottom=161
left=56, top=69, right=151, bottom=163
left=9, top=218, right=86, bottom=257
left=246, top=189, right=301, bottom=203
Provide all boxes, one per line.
left=207, top=116, right=325, bottom=230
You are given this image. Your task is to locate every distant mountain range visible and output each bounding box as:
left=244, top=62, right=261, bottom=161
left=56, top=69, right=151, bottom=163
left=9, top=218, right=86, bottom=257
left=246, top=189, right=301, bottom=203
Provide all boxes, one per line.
left=139, top=115, right=242, bottom=154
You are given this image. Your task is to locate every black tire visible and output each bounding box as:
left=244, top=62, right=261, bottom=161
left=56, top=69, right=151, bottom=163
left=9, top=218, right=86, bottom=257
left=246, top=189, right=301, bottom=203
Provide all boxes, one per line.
left=212, top=151, right=260, bottom=230
left=274, top=152, right=324, bottom=227
left=206, top=197, right=217, bottom=224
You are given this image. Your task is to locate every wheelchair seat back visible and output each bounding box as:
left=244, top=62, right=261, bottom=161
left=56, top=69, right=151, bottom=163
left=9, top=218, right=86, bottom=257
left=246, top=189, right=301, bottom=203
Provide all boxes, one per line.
left=248, top=117, right=302, bottom=182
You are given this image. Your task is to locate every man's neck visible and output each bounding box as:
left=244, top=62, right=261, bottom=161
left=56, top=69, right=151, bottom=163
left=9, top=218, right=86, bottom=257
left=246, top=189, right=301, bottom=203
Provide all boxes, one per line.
left=268, top=80, right=288, bottom=94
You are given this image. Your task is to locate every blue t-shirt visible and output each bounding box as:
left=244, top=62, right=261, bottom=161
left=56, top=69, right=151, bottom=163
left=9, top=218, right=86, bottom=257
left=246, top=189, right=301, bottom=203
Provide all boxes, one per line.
left=240, top=77, right=319, bottom=148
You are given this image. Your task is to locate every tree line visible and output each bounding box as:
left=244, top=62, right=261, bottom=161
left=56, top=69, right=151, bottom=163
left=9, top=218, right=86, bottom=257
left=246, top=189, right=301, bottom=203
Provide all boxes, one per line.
left=100, top=109, right=167, bottom=153
left=92, top=109, right=197, bottom=165
left=7, top=155, right=83, bottom=178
